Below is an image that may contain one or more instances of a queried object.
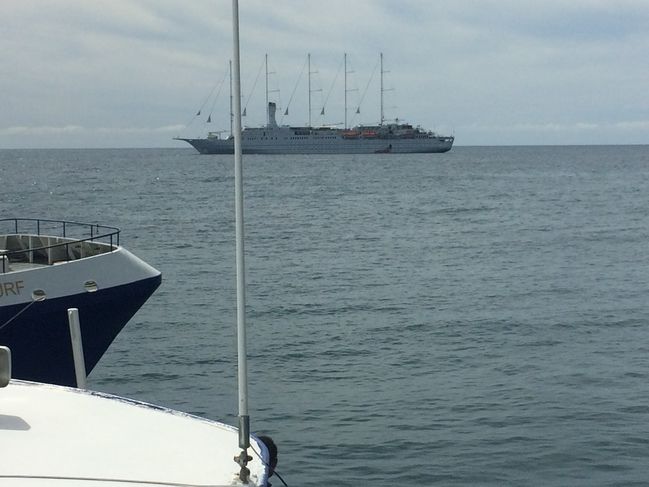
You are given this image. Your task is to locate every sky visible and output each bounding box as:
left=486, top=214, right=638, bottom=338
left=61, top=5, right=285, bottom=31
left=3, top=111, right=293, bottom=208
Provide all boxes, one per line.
left=2, top=0, right=649, bottom=148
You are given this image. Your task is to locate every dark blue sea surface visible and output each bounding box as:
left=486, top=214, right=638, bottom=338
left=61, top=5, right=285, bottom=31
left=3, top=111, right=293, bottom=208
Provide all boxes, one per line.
left=2, top=145, right=649, bottom=485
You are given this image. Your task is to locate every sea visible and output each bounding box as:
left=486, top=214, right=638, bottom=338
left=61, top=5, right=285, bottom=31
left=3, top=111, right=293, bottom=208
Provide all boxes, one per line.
left=2, top=145, right=649, bottom=486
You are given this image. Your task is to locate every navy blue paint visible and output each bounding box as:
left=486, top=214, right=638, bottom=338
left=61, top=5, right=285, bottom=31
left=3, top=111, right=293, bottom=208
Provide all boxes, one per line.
left=0, top=274, right=161, bottom=387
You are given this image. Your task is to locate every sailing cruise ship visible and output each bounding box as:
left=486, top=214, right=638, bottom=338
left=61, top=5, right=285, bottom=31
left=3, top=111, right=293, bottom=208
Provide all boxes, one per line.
left=176, top=54, right=454, bottom=155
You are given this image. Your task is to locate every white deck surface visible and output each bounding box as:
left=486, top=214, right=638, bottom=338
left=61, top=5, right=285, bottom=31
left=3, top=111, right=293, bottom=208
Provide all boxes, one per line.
left=1, top=380, right=267, bottom=486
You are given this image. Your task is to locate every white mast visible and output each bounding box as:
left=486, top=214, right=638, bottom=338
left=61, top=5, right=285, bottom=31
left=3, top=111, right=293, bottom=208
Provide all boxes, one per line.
left=308, top=53, right=311, bottom=127
left=265, top=53, right=269, bottom=126
left=379, top=52, right=393, bottom=126
left=264, top=55, right=279, bottom=125
left=307, top=53, right=322, bottom=127
left=230, top=0, right=251, bottom=483
left=344, top=53, right=347, bottom=129
left=380, top=52, right=384, bottom=125
left=229, top=59, right=233, bottom=136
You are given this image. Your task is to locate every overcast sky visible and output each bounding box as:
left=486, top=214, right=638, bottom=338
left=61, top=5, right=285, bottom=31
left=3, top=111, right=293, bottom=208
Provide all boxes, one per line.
left=2, top=0, right=648, bottom=148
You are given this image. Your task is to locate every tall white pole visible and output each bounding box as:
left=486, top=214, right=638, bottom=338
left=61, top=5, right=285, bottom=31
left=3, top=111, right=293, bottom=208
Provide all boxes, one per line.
left=230, top=1, right=250, bottom=481
left=229, top=60, right=233, bottom=137
left=380, top=52, right=384, bottom=125
left=344, top=53, right=347, bottom=129
left=265, top=53, right=269, bottom=126
left=308, top=53, right=312, bottom=127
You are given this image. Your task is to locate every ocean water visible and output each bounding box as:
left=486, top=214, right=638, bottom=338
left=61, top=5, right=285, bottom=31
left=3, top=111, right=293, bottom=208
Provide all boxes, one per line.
left=2, top=145, right=649, bottom=486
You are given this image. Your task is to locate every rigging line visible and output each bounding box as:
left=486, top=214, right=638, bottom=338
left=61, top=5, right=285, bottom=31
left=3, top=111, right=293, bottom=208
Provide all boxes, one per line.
left=321, top=56, right=344, bottom=116
left=184, top=69, right=228, bottom=129
left=0, top=296, right=44, bottom=333
left=281, top=56, right=308, bottom=123
left=350, top=56, right=380, bottom=127
left=243, top=56, right=265, bottom=119
left=206, top=69, right=230, bottom=124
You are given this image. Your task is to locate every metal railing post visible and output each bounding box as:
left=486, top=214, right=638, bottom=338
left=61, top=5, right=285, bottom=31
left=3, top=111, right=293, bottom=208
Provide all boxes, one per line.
left=67, top=308, right=87, bottom=389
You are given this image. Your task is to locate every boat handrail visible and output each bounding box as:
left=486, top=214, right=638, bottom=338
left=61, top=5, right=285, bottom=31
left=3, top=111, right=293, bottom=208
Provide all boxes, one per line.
left=0, top=218, right=121, bottom=273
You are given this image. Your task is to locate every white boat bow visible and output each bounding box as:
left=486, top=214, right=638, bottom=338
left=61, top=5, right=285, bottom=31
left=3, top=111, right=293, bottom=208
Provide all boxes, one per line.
left=1, top=378, right=269, bottom=486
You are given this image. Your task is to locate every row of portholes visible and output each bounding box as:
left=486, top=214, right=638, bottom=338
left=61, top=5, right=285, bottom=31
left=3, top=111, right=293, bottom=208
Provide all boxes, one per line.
left=31, top=280, right=98, bottom=301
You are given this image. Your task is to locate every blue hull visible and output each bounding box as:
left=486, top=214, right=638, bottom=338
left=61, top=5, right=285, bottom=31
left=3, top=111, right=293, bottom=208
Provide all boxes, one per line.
left=0, top=274, right=161, bottom=387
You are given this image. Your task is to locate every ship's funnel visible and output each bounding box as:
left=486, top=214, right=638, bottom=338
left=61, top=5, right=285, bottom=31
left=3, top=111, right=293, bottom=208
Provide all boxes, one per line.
left=268, top=102, right=278, bottom=128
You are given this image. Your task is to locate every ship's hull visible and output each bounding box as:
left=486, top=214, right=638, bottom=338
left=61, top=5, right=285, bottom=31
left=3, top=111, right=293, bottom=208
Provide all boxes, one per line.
left=1, top=242, right=161, bottom=387
left=0, top=274, right=160, bottom=387
left=178, top=134, right=453, bottom=155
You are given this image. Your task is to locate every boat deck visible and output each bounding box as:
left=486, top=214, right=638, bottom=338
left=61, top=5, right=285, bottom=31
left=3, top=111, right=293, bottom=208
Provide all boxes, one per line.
left=1, top=380, right=269, bottom=486
left=2, top=261, right=50, bottom=272
left=1, top=219, right=120, bottom=274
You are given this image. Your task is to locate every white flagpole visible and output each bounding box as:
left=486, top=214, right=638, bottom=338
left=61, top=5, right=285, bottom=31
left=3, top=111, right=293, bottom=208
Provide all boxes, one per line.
left=231, top=0, right=251, bottom=482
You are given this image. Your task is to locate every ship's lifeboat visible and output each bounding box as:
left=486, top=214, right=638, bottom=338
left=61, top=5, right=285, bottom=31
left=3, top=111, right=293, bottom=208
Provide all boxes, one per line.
left=361, top=130, right=377, bottom=138
left=342, top=130, right=360, bottom=139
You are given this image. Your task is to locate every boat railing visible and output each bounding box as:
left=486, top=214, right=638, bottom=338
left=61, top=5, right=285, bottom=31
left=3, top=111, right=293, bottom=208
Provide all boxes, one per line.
left=0, top=218, right=120, bottom=274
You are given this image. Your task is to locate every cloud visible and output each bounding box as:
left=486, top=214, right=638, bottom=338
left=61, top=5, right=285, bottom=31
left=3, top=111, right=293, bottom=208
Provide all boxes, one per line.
left=457, top=119, right=649, bottom=145
left=0, top=124, right=188, bottom=148
left=0, top=125, right=185, bottom=136
left=0, top=125, right=85, bottom=136
left=2, top=1, right=649, bottom=147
